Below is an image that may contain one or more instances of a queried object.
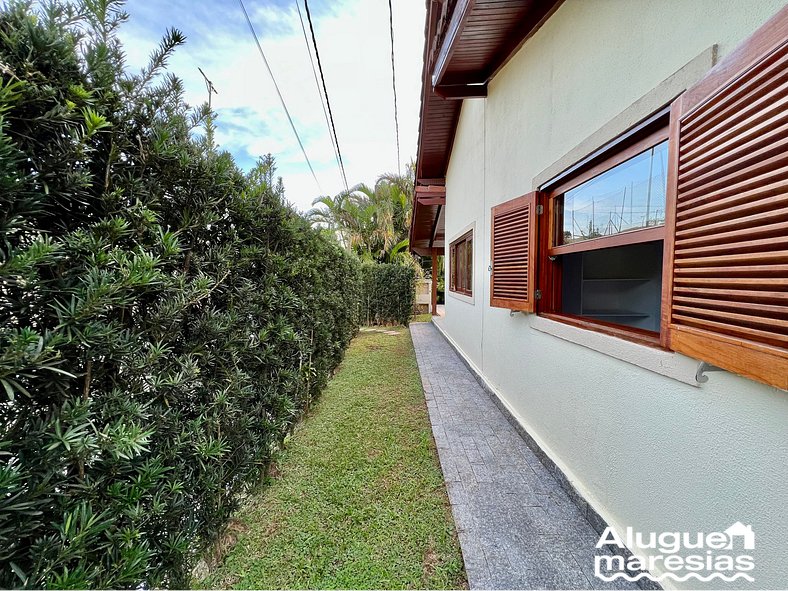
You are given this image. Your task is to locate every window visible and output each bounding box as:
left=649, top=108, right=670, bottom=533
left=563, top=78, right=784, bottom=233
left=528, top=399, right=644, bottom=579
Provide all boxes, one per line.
left=449, top=230, right=473, bottom=296
left=559, top=141, right=668, bottom=246
left=534, top=6, right=787, bottom=388
left=540, top=124, right=669, bottom=341
left=491, top=6, right=787, bottom=389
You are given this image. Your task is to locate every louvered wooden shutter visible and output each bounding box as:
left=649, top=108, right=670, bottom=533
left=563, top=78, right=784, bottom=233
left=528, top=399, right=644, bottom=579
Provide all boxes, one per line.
left=490, top=192, right=538, bottom=311
left=449, top=243, right=457, bottom=291
left=663, top=6, right=788, bottom=390
left=465, top=236, right=473, bottom=293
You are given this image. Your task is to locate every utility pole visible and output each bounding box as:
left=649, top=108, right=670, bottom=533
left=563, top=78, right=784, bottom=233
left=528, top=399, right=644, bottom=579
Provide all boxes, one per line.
left=198, top=67, right=218, bottom=110
left=198, top=67, right=218, bottom=148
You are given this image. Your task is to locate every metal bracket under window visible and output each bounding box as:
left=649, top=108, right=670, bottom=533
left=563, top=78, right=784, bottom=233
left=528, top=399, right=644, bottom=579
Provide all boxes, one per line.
left=509, top=310, right=522, bottom=317
left=695, top=361, right=725, bottom=384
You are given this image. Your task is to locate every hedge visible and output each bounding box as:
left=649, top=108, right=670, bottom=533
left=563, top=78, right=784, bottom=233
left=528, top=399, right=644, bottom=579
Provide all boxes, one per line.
left=0, top=2, right=361, bottom=588
left=360, top=263, right=417, bottom=326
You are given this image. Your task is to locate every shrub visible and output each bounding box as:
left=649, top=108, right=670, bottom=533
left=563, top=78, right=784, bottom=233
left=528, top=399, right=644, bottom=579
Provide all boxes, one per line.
left=360, top=263, right=416, bottom=326
left=0, top=2, right=360, bottom=587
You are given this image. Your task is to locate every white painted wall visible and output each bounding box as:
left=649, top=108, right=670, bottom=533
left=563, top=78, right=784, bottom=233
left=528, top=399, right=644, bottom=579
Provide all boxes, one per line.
left=441, top=0, right=788, bottom=588
left=444, top=101, right=486, bottom=368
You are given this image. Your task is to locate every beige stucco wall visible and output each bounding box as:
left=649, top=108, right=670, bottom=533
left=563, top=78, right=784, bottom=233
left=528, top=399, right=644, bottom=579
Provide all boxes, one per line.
left=441, top=0, right=788, bottom=589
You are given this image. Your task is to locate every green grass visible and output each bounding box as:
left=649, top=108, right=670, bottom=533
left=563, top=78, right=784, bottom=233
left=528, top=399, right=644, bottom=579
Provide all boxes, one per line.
left=199, top=327, right=466, bottom=590
left=412, top=313, right=433, bottom=323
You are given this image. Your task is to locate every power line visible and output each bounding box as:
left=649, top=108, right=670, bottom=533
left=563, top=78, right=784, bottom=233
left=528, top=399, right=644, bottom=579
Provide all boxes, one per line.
left=295, top=0, right=346, bottom=192
left=237, top=0, right=322, bottom=192
left=303, top=0, right=349, bottom=192
left=387, top=0, right=401, bottom=176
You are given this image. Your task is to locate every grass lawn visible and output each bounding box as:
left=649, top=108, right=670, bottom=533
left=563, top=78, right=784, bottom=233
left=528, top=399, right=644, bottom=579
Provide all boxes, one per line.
left=199, top=326, right=466, bottom=590
left=412, top=313, right=433, bottom=323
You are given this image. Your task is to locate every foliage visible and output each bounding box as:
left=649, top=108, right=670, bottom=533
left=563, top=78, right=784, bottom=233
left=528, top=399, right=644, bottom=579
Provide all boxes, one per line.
left=308, top=166, right=416, bottom=264
left=309, top=176, right=420, bottom=326
left=0, top=1, right=360, bottom=588
left=360, top=263, right=416, bottom=326
left=198, top=328, right=466, bottom=590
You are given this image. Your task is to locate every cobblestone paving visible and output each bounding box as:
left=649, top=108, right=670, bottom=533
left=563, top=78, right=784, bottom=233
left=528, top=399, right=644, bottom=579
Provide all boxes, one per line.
left=411, top=322, right=638, bottom=590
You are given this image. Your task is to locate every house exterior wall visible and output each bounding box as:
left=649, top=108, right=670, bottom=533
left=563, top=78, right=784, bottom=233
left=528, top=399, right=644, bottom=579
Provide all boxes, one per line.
left=441, top=0, right=788, bottom=588
left=444, top=102, right=485, bottom=367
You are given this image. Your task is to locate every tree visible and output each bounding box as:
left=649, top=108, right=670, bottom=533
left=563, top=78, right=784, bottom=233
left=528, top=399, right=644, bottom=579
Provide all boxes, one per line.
left=307, top=165, right=416, bottom=265
left=0, top=2, right=361, bottom=587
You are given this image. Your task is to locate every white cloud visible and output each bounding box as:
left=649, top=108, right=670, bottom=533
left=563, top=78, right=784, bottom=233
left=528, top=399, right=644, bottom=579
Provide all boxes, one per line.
left=119, top=0, right=426, bottom=211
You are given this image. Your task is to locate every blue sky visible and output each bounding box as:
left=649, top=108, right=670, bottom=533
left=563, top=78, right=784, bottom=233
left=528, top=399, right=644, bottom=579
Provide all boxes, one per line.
left=119, top=0, right=426, bottom=211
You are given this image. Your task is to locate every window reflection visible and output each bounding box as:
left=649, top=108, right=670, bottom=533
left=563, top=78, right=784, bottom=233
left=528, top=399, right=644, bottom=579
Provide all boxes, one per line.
left=560, top=141, right=668, bottom=245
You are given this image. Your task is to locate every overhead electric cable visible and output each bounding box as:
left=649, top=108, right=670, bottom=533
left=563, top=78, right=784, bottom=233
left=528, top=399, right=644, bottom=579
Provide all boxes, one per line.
left=303, top=0, right=349, bottom=191
left=387, top=0, right=401, bottom=176
left=296, top=0, right=346, bottom=192
left=238, top=0, right=322, bottom=192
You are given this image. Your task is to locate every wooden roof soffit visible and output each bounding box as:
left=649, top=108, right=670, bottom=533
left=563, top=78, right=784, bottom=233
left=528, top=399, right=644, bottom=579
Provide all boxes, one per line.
left=430, top=0, right=485, bottom=100
left=432, top=0, right=473, bottom=86
left=430, top=0, right=563, bottom=99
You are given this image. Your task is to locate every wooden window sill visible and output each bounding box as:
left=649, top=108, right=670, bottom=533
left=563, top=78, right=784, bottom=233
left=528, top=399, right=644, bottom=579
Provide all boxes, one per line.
left=531, top=314, right=699, bottom=386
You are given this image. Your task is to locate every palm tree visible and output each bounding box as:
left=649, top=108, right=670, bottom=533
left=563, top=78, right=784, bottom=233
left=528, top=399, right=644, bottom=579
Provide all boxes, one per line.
left=307, top=165, right=416, bottom=264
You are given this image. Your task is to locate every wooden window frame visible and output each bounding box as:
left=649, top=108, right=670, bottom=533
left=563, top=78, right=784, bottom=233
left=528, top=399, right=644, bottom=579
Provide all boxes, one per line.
left=538, top=119, right=670, bottom=347
left=449, top=229, right=473, bottom=296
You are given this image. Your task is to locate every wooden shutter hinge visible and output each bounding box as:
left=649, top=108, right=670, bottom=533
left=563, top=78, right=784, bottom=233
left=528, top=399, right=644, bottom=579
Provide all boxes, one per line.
left=536, top=204, right=544, bottom=215
left=535, top=289, right=542, bottom=300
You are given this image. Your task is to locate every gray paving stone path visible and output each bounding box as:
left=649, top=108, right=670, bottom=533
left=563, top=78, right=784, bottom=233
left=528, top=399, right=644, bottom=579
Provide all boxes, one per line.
left=411, top=322, right=638, bottom=590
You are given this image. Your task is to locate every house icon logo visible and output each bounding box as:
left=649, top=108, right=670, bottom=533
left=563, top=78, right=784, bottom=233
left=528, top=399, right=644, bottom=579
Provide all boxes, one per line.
left=724, top=522, right=755, bottom=550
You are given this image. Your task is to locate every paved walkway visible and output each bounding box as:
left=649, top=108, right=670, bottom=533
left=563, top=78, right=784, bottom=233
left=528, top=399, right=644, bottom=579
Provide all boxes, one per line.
left=411, top=322, right=637, bottom=590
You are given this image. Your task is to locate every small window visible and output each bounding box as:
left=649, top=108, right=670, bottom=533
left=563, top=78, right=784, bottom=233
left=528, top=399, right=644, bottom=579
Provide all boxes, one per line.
left=541, top=125, right=668, bottom=340
left=450, top=230, right=473, bottom=296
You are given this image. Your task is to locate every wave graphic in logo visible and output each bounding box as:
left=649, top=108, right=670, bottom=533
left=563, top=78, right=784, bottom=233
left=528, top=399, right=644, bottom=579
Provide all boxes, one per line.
left=595, top=572, right=755, bottom=583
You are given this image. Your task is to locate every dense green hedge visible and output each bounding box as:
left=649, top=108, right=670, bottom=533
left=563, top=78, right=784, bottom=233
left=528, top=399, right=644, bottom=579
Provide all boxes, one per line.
left=0, top=2, right=360, bottom=587
left=360, top=263, right=417, bottom=326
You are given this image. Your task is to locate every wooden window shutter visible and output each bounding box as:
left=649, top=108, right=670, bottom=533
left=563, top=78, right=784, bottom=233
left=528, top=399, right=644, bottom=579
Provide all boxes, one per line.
left=457, top=240, right=466, bottom=291
left=663, top=6, right=788, bottom=390
left=466, top=237, right=473, bottom=292
left=490, top=192, right=538, bottom=311
left=449, top=243, right=457, bottom=291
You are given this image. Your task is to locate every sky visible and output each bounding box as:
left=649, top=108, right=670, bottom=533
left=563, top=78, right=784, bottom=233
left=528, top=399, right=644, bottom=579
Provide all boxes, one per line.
left=119, top=0, right=426, bottom=212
